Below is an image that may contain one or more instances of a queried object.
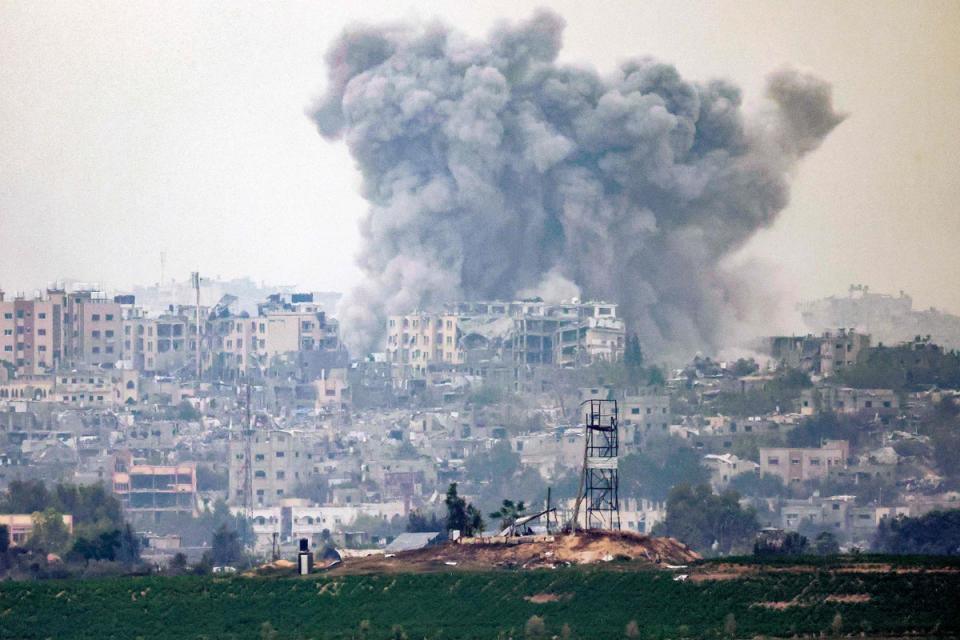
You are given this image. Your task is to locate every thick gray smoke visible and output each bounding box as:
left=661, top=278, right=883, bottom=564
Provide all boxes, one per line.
left=313, top=10, right=844, bottom=358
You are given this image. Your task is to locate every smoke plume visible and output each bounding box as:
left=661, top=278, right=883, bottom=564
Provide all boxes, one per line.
left=312, top=10, right=844, bottom=358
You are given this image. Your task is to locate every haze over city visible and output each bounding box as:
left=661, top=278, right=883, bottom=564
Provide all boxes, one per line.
left=2, top=1, right=959, bottom=319
left=0, top=3, right=959, bottom=638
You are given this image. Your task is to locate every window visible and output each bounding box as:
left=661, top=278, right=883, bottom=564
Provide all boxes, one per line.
left=768, top=457, right=779, bottom=466
left=105, top=330, right=114, bottom=338
left=38, top=313, right=46, bottom=319
left=276, top=451, right=285, bottom=457
left=809, top=458, right=820, bottom=466
left=254, top=470, right=266, bottom=478
left=106, top=314, right=113, bottom=321
left=92, top=330, right=101, bottom=338
left=38, top=329, right=46, bottom=336
left=92, top=314, right=100, bottom=321
left=276, top=471, right=285, bottom=480
left=631, top=408, right=640, bottom=415
left=255, top=454, right=265, bottom=461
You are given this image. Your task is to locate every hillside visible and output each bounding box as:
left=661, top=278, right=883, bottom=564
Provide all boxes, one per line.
left=1, top=557, right=959, bottom=639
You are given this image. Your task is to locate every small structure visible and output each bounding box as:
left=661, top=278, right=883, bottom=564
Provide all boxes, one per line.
left=384, top=532, right=443, bottom=553
left=297, top=538, right=312, bottom=575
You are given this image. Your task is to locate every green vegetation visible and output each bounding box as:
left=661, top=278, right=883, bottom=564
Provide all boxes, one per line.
left=620, top=440, right=710, bottom=502
left=873, top=510, right=960, bottom=555
left=710, top=369, right=812, bottom=417
left=835, top=342, right=960, bottom=391
left=653, top=484, right=759, bottom=555
left=0, top=563, right=958, bottom=639
left=443, top=483, right=483, bottom=537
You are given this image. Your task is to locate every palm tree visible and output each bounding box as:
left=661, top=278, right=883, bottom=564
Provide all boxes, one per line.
left=489, top=499, right=526, bottom=533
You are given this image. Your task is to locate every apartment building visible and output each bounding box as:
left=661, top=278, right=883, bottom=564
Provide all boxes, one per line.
left=0, top=290, right=63, bottom=374
left=112, top=456, right=197, bottom=524
left=622, top=393, right=671, bottom=432
left=385, top=300, right=625, bottom=384
left=227, top=429, right=314, bottom=507
left=759, top=440, right=850, bottom=486
left=819, top=329, right=871, bottom=376
left=703, top=453, right=759, bottom=490
left=0, top=513, right=74, bottom=546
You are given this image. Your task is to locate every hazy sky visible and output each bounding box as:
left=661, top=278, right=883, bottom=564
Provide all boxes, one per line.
left=1, top=1, right=958, bottom=314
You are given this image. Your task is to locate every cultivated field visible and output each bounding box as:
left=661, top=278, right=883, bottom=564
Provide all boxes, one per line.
left=1, top=555, right=959, bottom=639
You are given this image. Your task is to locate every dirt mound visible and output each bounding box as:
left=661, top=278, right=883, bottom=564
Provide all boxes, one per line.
left=324, top=531, right=699, bottom=575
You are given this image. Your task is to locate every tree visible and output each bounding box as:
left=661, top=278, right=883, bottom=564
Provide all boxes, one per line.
left=170, top=552, right=188, bottom=573
left=728, top=472, right=785, bottom=499
left=406, top=511, right=445, bottom=533
left=1, top=479, right=50, bottom=514
left=444, top=483, right=484, bottom=536
left=176, top=400, right=201, bottom=421
left=755, top=531, right=807, bottom=556
left=488, top=499, right=526, bottom=530
left=647, top=366, right=666, bottom=387
left=730, top=358, right=759, bottom=377
left=653, top=484, right=759, bottom=555
left=620, top=440, right=710, bottom=502
left=211, top=524, right=243, bottom=566
left=814, top=531, right=840, bottom=555
left=873, top=510, right=960, bottom=555
left=28, top=508, right=71, bottom=554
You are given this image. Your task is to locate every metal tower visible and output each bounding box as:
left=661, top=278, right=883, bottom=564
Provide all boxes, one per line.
left=583, top=399, right=620, bottom=530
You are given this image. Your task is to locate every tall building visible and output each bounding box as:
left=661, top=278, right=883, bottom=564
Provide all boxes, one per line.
left=228, top=429, right=315, bottom=508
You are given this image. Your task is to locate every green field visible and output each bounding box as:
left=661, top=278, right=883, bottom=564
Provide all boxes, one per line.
left=1, top=561, right=958, bottom=639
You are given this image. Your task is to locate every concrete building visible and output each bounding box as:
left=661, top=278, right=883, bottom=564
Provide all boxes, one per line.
left=0, top=513, right=74, bottom=546
left=228, top=429, right=314, bottom=507
left=759, top=440, right=849, bottom=486
left=385, top=300, right=625, bottom=385
left=112, top=457, right=197, bottom=524
left=819, top=329, right=871, bottom=377
left=703, top=453, right=759, bottom=490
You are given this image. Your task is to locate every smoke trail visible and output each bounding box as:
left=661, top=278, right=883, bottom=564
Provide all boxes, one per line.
left=312, top=9, right=844, bottom=358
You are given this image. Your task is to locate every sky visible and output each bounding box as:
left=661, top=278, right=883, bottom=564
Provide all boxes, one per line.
left=1, top=0, right=958, bottom=315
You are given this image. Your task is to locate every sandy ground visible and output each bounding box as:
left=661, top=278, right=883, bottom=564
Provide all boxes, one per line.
left=315, top=530, right=700, bottom=575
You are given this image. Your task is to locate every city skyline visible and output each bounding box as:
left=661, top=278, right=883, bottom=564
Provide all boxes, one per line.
left=2, top=1, right=959, bottom=317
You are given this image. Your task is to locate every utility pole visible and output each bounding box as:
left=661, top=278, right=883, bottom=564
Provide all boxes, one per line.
left=191, top=271, right=202, bottom=381
left=243, top=383, right=254, bottom=514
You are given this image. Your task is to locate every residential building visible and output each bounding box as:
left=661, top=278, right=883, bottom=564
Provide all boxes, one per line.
left=112, top=456, right=197, bottom=524
left=0, top=513, right=74, bottom=546
left=759, top=440, right=849, bottom=486
left=703, top=453, right=758, bottom=490
left=228, top=429, right=314, bottom=507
